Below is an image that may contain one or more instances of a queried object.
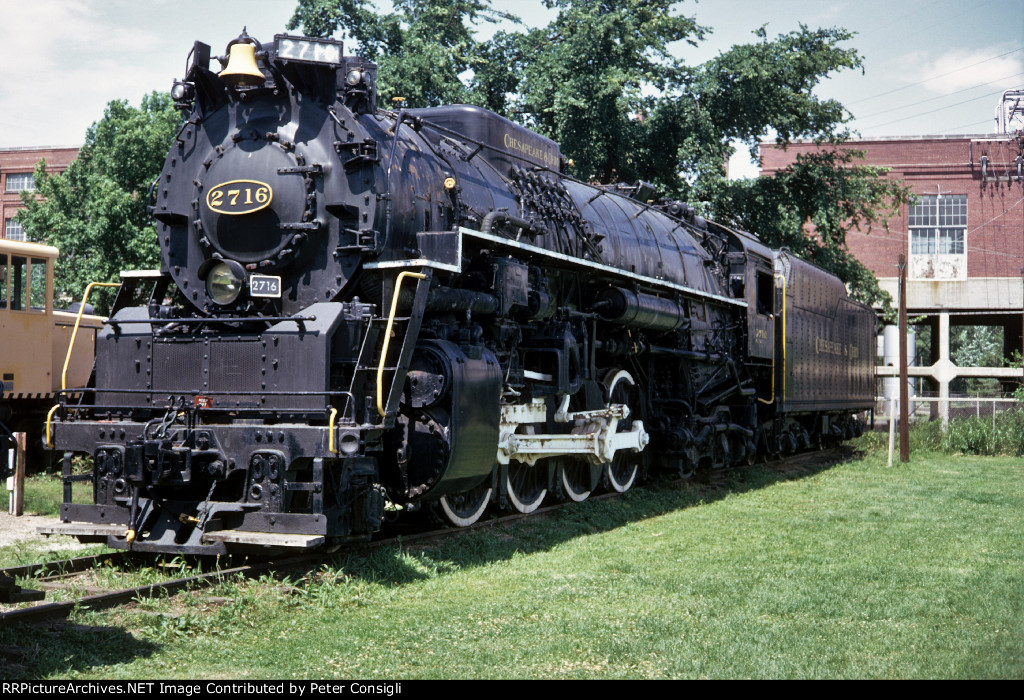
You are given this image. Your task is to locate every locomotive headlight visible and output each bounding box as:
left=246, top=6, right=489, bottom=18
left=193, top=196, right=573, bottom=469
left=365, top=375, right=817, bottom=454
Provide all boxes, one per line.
left=171, top=80, right=194, bottom=102
left=203, top=260, right=247, bottom=305
left=345, top=69, right=364, bottom=87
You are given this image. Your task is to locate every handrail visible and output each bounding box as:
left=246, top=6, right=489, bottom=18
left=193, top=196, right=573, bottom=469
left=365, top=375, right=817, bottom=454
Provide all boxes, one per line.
left=328, top=407, right=338, bottom=454
left=757, top=274, right=787, bottom=406
left=61, top=281, right=120, bottom=391
left=377, top=270, right=426, bottom=417
left=44, top=404, right=60, bottom=448
left=105, top=315, right=317, bottom=326
left=780, top=273, right=787, bottom=405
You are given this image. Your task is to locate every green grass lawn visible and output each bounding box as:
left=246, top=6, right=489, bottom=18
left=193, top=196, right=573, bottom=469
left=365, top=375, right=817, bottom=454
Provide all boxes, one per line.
left=2, top=446, right=1022, bottom=679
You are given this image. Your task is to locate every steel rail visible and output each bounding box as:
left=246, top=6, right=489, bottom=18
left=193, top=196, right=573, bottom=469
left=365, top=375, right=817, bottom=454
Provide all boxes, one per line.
left=0, top=553, right=319, bottom=626
left=0, top=552, right=130, bottom=581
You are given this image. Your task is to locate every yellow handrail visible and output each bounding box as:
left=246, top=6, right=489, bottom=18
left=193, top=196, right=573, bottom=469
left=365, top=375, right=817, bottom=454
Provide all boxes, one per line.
left=328, top=407, right=338, bottom=454
left=377, top=271, right=426, bottom=417
left=62, top=281, right=120, bottom=391
left=44, top=404, right=60, bottom=448
left=780, top=273, right=787, bottom=405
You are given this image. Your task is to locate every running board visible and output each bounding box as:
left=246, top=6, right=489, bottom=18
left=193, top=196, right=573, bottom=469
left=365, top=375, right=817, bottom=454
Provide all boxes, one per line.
left=201, top=531, right=325, bottom=548
left=38, top=523, right=127, bottom=538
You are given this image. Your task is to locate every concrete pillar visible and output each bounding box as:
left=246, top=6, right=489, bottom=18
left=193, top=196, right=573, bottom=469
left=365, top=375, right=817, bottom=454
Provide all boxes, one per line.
left=938, top=312, right=951, bottom=426
left=1001, top=315, right=1022, bottom=395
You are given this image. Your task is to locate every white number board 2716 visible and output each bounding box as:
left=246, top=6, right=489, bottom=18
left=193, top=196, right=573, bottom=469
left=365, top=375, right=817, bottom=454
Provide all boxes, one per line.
left=249, top=274, right=282, bottom=298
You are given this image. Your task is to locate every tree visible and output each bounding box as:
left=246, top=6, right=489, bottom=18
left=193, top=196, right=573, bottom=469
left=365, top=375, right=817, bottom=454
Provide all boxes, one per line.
left=511, top=0, right=704, bottom=184
left=288, top=0, right=514, bottom=107
left=951, top=325, right=1004, bottom=394
left=18, top=93, right=181, bottom=313
left=296, top=0, right=908, bottom=305
left=679, top=24, right=912, bottom=313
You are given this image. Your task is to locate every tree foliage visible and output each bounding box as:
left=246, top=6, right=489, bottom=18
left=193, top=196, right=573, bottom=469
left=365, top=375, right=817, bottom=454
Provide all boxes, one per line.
left=511, top=0, right=704, bottom=184
left=289, top=0, right=908, bottom=308
left=288, top=0, right=515, bottom=107
left=17, top=93, right=181, bottom=312
left=707, top=148, right=911, bottom=314
left=950, top=325, right=1005, bottom=394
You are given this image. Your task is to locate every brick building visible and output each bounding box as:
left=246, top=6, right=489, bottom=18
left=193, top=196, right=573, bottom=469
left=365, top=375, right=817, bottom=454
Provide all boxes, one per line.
left=1, top=146, right=79, bottom=241
left=761, top=133, right=1024, bottom=417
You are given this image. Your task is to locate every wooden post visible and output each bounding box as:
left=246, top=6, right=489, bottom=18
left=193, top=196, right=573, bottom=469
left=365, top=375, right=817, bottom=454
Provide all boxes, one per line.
left=898, top=255, right=910, bottom=463
left=12, top=432, right=26, bottom=516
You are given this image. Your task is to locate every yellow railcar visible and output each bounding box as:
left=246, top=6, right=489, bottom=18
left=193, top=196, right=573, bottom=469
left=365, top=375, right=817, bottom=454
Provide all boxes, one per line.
left=1, top=239, right=102, bottom=472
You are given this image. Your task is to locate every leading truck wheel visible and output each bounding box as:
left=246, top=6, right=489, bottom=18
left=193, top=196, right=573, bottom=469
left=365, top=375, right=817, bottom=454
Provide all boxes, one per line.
left=602, top=370, right=641, bottom=494
left=436, top=481, right=492, bottom=527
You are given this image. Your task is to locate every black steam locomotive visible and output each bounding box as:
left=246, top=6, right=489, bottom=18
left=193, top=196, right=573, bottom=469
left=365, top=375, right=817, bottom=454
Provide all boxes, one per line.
left=44, top=32, right=874, bottom=554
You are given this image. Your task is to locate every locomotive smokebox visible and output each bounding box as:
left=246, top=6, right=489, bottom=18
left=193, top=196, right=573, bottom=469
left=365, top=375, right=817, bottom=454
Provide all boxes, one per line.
left=154, top=32, right=378, bottom=313
left=199, top=140, right=308, bottom=265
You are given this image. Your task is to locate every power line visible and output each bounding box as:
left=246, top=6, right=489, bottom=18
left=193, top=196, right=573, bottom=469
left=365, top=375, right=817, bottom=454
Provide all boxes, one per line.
left=855, top=71, right=1024, bottom=120
left=854, top=0, right=998, bottom=47
left=940, top=118, right=994, bottom=134
left=847, top=47, right=1024, bottom=106
left=858, top=87, right=1015, bottom=131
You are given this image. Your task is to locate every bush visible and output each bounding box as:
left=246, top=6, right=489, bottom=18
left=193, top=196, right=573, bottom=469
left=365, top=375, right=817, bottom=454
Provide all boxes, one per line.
left=938, top=408, right=1024, bottom=456
left=909, top=419, right=944, bottom=452
left=859, top=407, right=1024, bottom=457
left=942, top=417, right=994, bottom=455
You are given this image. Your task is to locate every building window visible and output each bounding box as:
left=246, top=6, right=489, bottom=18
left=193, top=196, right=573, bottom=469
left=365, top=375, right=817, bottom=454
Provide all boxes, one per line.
left=908, top=194, right=966, bottom=280
left=5, top=172, right=35, bottom=192
left=4, top=218, right=25, bottom=241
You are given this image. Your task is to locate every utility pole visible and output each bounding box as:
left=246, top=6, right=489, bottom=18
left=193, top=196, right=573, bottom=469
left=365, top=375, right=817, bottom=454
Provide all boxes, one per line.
left=898, top=255, right=910, bottom=463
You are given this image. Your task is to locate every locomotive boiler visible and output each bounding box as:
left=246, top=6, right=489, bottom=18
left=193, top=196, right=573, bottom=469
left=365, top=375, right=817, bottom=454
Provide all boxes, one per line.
left=43, top=31, right=874, bottom=554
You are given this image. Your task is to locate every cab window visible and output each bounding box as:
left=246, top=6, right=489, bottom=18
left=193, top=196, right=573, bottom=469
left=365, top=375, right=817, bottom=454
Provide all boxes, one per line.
left=756, top=271, right=774, bottom=315
left=11, top=256, right=27, bottom=311
left=30, top=257, right=47, bottom=311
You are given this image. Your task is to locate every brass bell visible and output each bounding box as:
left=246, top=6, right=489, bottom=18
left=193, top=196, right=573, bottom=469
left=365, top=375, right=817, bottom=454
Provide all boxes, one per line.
left=220, top=42, right=265, bottom=88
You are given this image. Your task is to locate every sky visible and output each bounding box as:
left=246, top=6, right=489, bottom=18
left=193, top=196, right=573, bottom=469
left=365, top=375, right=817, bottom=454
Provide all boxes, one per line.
left=0, top=0, right=1021, bottom=178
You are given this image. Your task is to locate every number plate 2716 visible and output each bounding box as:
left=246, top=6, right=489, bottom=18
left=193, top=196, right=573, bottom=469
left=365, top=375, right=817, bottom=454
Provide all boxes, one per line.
left=250, top=274, right=282, bottom=298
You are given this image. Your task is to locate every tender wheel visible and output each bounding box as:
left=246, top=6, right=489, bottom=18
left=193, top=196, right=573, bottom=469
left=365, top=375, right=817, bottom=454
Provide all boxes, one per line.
left=436, top=481, right=492, bottom=527
left=555, top=457, right=592, bottom=502
left=503, top=461, right=547, bottom=513
left=602, top=369, right=642, bottom=494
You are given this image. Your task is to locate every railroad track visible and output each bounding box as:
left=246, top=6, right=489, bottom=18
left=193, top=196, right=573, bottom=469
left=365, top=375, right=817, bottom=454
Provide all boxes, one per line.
left=0, top=446, right=849, bottom=626
left=0, top=503, right=595, bottom=627
left=0, top=551, right=324, bottom=626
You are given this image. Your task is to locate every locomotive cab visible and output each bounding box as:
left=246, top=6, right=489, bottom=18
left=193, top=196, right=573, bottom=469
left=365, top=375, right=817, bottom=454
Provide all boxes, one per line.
left=716, top=222, right=776, bottom=362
